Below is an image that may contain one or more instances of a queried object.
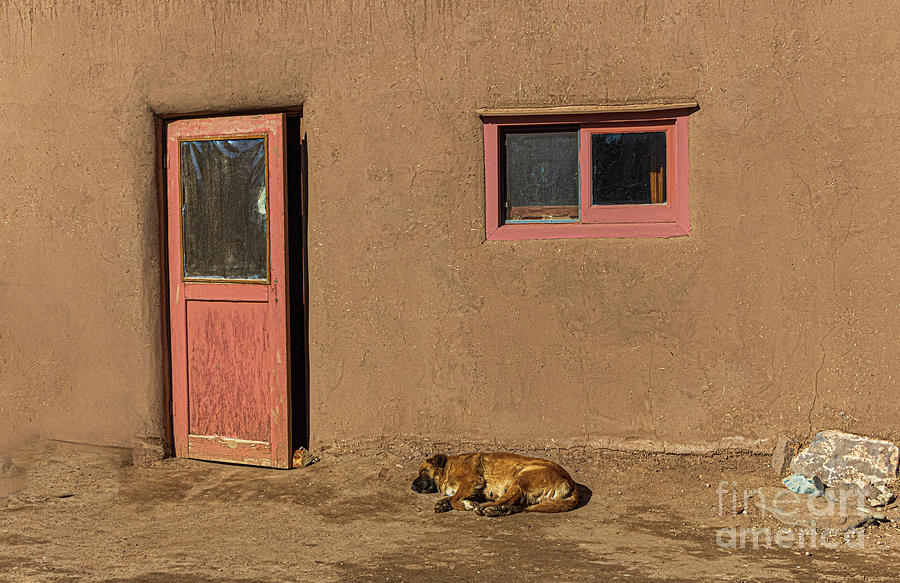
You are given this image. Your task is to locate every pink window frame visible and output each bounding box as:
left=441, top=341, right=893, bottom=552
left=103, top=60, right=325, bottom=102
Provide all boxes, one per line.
left=483, top=110, right=691, bottom=240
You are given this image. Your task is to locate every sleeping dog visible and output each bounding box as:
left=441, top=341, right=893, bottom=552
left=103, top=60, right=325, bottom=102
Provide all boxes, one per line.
left=411, top=452, right=580, bottom=516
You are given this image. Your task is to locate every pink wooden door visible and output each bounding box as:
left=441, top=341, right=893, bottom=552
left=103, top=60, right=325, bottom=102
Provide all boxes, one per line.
left=166, top=114, right=292, bottom=468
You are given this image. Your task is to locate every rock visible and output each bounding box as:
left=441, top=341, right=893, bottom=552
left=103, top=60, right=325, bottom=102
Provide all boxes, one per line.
left=2, top=495, right=25, bottom=510
left=813, top=475, right=826, bottom=492
left=755, top=486, right=874, bottom=531
left=861, top=483, right=880, bottom=499
left=131, top=434, right=168, bottom=467
left=790, top=430, right=899, bottom=487
left=823, top=483, right=868, bottom=506
left=0, top=458, right=24, bottom=500
left=0, top=458, right=15, bottom=477
left=293, top=448, right=320, bottom=467
left=771, top=435, right=801, bottom=475
left=865, top=483, right=895, bottom=508
left=782, top=474, right=823, bottom=496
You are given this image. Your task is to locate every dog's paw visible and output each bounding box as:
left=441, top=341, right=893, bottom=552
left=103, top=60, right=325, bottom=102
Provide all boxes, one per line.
left=480, top=504, right=511, bottom=517
left=434, top=498, right=453, bottom=513
left=462, top=499, right=479, bottom=511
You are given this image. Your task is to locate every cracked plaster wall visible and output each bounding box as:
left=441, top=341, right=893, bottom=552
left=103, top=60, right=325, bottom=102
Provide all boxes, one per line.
left=1, top=1, right=898, bottom=452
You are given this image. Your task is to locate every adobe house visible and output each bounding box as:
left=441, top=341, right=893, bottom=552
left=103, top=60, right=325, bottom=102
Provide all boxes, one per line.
left=2, top=2, right=898, bottom=466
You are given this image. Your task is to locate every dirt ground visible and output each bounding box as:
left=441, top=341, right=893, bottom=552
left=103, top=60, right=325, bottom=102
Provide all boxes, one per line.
left=0, top=440, right=897, bottom=582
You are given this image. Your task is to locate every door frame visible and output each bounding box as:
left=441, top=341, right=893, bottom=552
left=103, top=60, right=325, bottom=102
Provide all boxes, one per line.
left=154, top=107, right=308, bottom=462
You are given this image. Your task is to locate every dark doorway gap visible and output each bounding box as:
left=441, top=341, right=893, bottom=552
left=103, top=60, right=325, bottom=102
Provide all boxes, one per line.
left=285, top=114, right=310, bottom=453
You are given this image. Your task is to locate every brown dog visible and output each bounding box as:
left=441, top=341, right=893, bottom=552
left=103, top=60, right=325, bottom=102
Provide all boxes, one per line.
left=411, top=452, right=580, bottom=516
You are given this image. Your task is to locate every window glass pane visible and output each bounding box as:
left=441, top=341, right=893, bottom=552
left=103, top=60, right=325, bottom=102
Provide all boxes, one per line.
left=503, top=130, right=579, bottom=221
left=591, top=132, right=666, bottom=205
left=180, top=138, right=268, bottom=281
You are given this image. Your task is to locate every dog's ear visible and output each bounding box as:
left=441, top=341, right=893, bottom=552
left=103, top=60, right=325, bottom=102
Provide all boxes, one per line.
left=427, top=454, right=447, bottom=468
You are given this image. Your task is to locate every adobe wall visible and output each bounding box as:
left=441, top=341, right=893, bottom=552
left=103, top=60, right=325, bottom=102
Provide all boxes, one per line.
left=2, top=1, right=898, bottom=453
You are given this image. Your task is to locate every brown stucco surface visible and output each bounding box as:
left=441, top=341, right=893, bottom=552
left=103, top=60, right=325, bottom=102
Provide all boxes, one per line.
left=1, top=2, right=898, bottom=452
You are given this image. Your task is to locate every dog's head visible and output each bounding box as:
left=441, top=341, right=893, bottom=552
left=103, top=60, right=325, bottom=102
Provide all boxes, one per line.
left=411, top=454, right=447, bottom=494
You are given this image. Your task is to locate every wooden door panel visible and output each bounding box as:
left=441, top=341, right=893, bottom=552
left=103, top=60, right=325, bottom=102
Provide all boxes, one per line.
left=166, top=114, right=291, bottom=468
left=186, top=301, right=271, bottom=442
left=187, top=435, right=272, bottom=467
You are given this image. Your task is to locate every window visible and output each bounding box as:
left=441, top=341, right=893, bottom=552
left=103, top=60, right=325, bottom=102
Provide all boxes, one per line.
left=481, top=104, right=695, bottom=240
left=180, top=137, right=269, bottom=282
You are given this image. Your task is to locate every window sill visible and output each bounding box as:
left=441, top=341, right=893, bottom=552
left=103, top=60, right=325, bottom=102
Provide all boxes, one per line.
left=486, top=219, right=690, bottom=241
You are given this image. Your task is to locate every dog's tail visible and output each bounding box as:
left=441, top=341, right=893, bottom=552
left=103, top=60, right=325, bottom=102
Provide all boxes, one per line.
left=523, top=482, right=581, bottom=513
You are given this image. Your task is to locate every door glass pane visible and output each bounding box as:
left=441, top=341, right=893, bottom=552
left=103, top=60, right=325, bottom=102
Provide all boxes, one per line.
left=180, top=138, right=268, bottom=281
left=503, top=129, right=579, bottom=221
left=591, top=132, right=666, bottom=205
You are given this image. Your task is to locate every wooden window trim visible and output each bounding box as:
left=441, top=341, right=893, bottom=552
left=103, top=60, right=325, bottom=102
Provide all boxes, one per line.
left=483, top=109, right=693, bottom=240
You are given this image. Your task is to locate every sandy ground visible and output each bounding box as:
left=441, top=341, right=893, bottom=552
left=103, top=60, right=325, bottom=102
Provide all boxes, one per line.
left=0, top=439, right=897, bottom=582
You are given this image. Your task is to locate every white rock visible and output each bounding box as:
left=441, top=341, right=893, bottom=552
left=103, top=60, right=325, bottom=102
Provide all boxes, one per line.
left=790, top=430, right=899, bottom=488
